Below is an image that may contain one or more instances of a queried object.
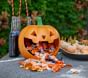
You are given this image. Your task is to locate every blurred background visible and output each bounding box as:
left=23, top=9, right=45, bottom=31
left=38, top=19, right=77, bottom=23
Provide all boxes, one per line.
left=0, top=0, right=88, bottom=57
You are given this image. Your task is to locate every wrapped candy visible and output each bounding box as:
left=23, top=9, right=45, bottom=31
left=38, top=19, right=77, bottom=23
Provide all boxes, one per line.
left=19, top=52, right=67, bottom=72
left=19, top=42, right=71, bottom=72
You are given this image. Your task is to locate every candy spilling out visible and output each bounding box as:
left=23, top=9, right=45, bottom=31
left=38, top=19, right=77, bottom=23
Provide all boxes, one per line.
left=19, top=42, right=71, bottom=72
left=19, top=41, right=72, bottom=72
left=19, top=53, right=71, bottom=72
left=25, top=40, right=55, bottom=55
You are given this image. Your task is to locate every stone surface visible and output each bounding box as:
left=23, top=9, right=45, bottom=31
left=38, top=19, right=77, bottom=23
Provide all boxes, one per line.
left=0, top=53, right=88, bottom=78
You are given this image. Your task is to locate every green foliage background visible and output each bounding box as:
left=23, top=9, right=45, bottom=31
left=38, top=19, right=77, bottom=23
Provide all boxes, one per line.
left=0, top=0, right=87, bottom=56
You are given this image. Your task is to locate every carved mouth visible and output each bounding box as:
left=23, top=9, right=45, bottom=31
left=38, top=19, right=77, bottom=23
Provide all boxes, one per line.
left=24, top=38, right=59, bottom=56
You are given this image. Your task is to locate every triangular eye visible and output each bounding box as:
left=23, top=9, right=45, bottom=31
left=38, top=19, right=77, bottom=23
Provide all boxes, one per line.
left=42, top=35, right=46, bottom=39
left=50, top=31, right=54, bottom=36
left=31, top=31, right=37, bottom=36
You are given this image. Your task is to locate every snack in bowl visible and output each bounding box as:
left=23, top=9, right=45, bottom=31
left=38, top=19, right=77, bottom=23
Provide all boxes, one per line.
left=60, top=40, right=88, bottom=55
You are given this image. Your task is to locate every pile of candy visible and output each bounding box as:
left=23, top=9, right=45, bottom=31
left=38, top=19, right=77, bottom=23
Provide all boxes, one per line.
left=19, top=41, right=72, bottom=72
left=19, top=53, right=65, bottom=72
left=25, top=41, right=55, bottom=56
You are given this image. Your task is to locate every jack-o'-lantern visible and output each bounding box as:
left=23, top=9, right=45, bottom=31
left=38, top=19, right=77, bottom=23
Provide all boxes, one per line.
left=18, top=25, right=60, bottom=59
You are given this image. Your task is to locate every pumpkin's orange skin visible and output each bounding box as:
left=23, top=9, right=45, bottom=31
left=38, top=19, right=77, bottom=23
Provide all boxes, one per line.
left=18, top=25, right=60, bottom=59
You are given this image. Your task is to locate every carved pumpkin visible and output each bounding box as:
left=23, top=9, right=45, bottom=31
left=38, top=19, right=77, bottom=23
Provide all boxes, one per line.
left=18, top=25, right=60, bottom=59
